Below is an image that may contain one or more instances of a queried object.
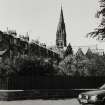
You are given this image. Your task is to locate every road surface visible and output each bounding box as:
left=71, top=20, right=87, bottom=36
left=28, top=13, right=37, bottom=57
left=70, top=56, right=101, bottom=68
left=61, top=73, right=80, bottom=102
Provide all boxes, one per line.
left=0, top=99, right=79, bottom=105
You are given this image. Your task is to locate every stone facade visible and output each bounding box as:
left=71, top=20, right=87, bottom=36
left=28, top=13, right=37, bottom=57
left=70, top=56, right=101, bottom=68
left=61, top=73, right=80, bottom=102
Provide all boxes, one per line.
left=0, top=30, right=59, bottom=63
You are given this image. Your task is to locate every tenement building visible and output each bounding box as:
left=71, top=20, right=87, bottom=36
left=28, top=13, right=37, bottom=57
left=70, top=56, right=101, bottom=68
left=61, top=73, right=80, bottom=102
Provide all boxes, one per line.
left=0, top=30, right=59, bottom=63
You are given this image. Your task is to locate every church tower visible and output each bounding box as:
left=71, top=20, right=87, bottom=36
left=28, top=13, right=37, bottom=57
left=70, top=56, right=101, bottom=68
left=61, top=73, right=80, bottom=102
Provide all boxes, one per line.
left=56, top=6, right=67, bottom=49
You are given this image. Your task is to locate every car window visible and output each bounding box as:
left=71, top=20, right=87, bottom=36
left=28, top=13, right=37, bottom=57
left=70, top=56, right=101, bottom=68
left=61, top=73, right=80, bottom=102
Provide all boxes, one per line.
left=99, top=84, right=105, bottom=90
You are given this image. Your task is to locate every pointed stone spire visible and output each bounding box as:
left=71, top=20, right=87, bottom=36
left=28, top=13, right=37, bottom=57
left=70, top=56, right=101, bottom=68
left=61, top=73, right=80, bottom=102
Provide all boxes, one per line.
left=57, top=5, right=65, bottom=31
left=56, top=6, right=67, bottom=49
left=59, top=5, right=64, bottom=25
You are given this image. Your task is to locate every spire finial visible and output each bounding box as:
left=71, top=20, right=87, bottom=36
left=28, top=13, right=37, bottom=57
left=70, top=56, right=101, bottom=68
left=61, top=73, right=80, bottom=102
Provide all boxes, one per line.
left=61, top=4, right=63, bottom=12
left=61, top=4, right=62, bottom=8
left=59, top=4, right=64, bottom=23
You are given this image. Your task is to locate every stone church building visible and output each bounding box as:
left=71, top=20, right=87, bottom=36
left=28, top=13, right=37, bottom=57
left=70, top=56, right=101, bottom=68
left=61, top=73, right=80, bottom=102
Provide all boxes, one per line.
left=50, top=6, right=104, bottom=57
left=50, top=6, right=68, bottom=58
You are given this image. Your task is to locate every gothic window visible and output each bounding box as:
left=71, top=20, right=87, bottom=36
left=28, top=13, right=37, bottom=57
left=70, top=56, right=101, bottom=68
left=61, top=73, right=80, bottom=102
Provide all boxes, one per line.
left=59, top=34, right=61, bottom=39
left=58, top=34, right=60, bottom=39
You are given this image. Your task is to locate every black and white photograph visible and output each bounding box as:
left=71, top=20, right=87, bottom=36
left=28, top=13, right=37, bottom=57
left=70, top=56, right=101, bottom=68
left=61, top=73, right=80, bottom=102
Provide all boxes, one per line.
left=0, top=0, right=105, bottom=105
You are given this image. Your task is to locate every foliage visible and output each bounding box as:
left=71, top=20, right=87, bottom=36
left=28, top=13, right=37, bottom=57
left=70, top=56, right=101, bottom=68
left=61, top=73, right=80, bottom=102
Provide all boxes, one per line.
left=87, top=54, right=105, bottom=76
left=59, top=52, right=90, bottom=76
left=87, top=0, right=105, bottom=40
left=14, top=56, right=58, bottom=76
left=59, top=49, right=105, bottom=76
left=0, top=62, right=16, bottom=78
left=0, top=48, right=105, bottom=77
left=0, top=56, right=59, bottom=77
left=75, top=51, right=90, bottom=76
left=59, top=55, right=77, bottom=76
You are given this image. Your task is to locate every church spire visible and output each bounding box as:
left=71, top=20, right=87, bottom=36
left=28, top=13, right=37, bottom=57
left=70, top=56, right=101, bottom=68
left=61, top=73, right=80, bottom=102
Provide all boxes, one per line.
left=56, top=6, right=67, bottom=49
left=59, top=5, right=64, bottom=25
left=57, top=5, right=65, bottom=31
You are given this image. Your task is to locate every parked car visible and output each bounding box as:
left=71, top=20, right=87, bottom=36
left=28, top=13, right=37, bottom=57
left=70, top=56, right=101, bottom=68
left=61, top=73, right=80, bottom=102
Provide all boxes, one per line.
left=78, top=84, right=105, bottom=105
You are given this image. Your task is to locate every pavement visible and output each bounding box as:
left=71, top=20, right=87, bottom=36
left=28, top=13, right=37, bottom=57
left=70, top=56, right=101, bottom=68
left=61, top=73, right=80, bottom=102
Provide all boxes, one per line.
left=0, top=98, right=80, bottom=105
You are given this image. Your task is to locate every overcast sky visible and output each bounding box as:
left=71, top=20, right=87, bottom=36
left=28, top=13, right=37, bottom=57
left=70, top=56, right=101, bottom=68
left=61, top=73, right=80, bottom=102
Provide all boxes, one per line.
left=0, top=0, right=105, bottom=49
